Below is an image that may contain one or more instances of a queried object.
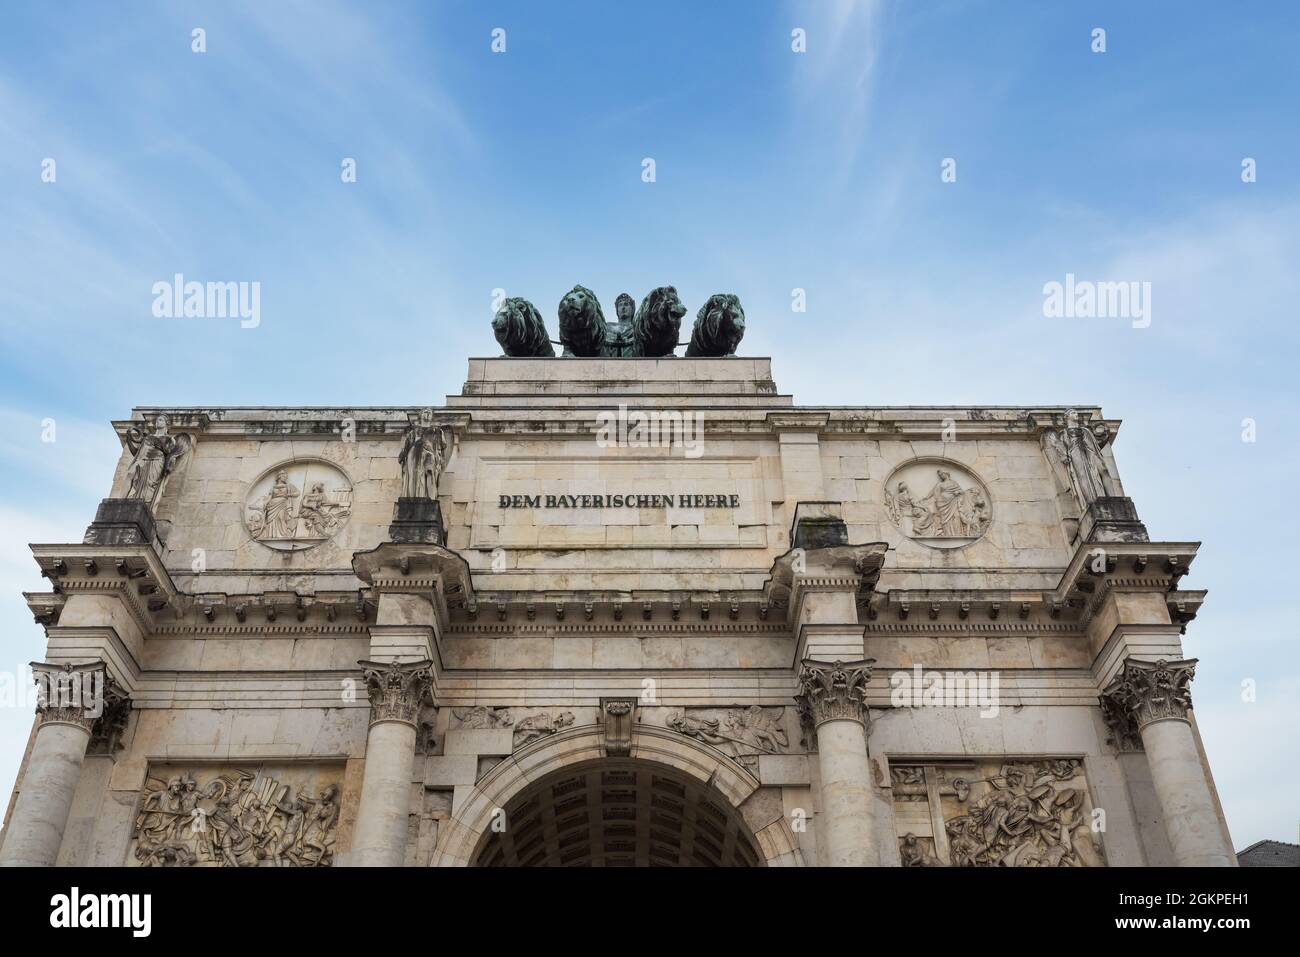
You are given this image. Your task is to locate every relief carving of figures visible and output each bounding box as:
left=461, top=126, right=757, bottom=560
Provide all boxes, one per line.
left=124, top=414, right=192, bottom=509
left=245, top=461, right=353, bottom=549
left=665, top=706, right=789, bottom=768
left=1037, top=409, right=1120, bottom=514
left=452, top=706, right=514, bottom=729
left=398, top=409, right=449, bottom=499
left=511, top=710, right=575, bottom=748
left=131, top=767, right=341, bottom=867
left=899, top=832, right=939, bottom=867
left=889, top=468, right=987, bottom=540
left=890, top=759, right=1104, bottom=868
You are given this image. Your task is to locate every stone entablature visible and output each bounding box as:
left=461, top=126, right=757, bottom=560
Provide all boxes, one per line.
left=1, top=357, right=1234, bottom=869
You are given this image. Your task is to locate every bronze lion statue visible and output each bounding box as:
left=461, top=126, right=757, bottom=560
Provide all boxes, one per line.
left=492, top=297, right=555, bottom=357
left=631, top=285, right=687, bottom=357
left=685, top=293, right=745, bottom=357
left=557, top=284, right=608, bottom=357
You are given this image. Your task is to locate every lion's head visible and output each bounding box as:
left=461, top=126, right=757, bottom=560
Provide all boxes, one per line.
left=557, top=284, right=608, bottom=357
left=685, top=293, right=745, bottom=357
left=631, top=286, right=687, bottom=357
left=492, top=298, right=555, bottom=357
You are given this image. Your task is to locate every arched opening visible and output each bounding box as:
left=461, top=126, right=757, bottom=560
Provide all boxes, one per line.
left=471, top=757, right=762, bottom=867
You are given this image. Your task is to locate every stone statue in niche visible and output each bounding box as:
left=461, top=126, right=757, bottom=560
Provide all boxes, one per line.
left=398, top=409, right=449, bottom=499
left=492, top=297, right=556, bottom=357
left=686, top=293, right=746, bottom=357
left=131, top=767, right=341, bottom=867
left=885, top=464, right=991, bottom=545
left=665, top=706, right=789, bottom=768
left=1038, top=410, right=1120, bottom=514
left=124, top=414, right=192, bottom=508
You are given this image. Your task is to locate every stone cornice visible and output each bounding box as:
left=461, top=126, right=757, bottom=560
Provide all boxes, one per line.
left=32, top=544, right=179, bottom=637
left=763, top=542, right=888, bottom=627
left=1054, top=542, right=1198, bottom=603
left=766, top=410, right=830, bottom=432
left=114, top=405, right=1119, bottom=442
left=444, top=620, right=789, bottom=637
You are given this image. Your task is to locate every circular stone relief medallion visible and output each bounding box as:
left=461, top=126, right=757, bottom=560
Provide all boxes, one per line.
left=244, top=459, right=353, bottom=551
left=883, top=459, right=992, bottom=549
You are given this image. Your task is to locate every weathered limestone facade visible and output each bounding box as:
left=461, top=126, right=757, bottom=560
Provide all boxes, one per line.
left=1, top=358, right=1235, bottom=866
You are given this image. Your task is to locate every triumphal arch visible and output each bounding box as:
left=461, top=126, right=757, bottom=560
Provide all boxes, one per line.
left=0, top=288, right=1235, bottom=866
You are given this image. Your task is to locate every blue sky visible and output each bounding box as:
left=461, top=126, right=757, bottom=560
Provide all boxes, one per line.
left=1, top=1, right=1297, bottom=849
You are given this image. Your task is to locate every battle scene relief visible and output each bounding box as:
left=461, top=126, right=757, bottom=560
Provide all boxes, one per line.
left=890, top=759, right=1105, bottom=867
left=129, top=764, right=344, bottom=867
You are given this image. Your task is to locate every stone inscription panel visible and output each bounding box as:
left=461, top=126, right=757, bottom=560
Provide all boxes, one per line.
left=469, top=457, right=772, bottom=549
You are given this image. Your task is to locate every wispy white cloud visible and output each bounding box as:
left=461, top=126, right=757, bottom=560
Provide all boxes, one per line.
left=788, top=0, right=885, bottom=179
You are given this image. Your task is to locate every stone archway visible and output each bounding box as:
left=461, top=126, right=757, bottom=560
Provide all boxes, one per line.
left=429, top=725, right=803, bottom=866
left=472, top=757, right=760, bottom=866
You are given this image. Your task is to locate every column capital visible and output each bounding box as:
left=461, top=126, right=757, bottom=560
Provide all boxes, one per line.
left=1099, top=657, right=1196, bottom=748
left=796, top=658, right=874, bottom=731
left=31, top=661, right=129, bottom=740
left=359, top=659, right=434, bottom=728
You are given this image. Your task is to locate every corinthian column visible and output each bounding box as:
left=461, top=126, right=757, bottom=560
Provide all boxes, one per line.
left=0, top=662, right=126, bottom=867
left=1100, top=658, right=1233, bottom=866
left=349, top=659, right=433, bottom=867
left=796, top=658, right=877, bottom=866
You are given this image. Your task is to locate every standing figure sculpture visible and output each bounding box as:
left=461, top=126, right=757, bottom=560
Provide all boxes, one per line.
left=605, top=293, right=637, bottom=357
left=124, top=413, right=192, bottom=509
left=918, top=469, right=966, bottom=537
left=398, top=409, right=449, bottom=499
left=253, top=469, right=300, bottom=540
left=1038, top=410, right=1119, bottom=514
